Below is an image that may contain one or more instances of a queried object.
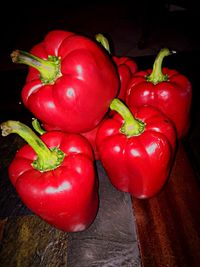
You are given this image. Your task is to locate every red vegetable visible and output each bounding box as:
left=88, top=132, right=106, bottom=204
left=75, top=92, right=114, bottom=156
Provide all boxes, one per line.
left=96, top=99, right=176, bottom=199
left=81, top=125, right=100, bottom=160
left=112, top=56, right=138, bottom=100
left=1, top=120, right=99, bottom=232
left=125, top=48, right=192, bottom=138
left=81, top=118, right=107, bottom=160
left=95, top=33, right=137, bottom=101
left=11, top=30, right=119, bottom=133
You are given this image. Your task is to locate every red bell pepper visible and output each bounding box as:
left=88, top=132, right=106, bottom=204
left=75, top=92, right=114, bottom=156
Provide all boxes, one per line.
left=0, top=120, right=99, bottom=232
left=96, top=99, right=176, bottom=199
left=10, top=30, right=119, bottom=133
left=125, top=48, right=192, bottom=138
left=81, top=125, right=100, bottom=160
left=95, top=33, right=138, bottom=101
left=81, top=118, right=107, bottom=160
left=112, top=55, right=138, bottom=100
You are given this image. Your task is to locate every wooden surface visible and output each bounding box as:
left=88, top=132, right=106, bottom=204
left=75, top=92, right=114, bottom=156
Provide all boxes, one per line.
left=132, top=143, right=200, bottom=267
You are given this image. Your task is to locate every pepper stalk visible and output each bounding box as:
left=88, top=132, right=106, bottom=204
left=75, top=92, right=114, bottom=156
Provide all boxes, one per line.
left=110, top=99, right=145, bottom=137
left=95, top=33, right=111, bottom=54
left=1, top=120, right=64, bottom=172
left=147, top=48, right=176, bottom=84
left=32, top=118, right=46, bottom=135
left=10, top=50, right=62, bottom=84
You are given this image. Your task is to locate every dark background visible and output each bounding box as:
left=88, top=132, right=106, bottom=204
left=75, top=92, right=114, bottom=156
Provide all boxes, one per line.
left=0, top=1, right=199, bottom=67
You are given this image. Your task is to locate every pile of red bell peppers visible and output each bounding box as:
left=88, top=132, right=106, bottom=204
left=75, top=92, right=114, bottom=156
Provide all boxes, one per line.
left=0, top=29, right=192, bottom=232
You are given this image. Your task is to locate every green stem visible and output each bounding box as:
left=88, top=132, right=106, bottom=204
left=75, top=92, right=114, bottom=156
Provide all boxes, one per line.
left=10, top=50, right=61, bottom=84
left=0, top=120, right=64, bottom=172
left=147, top=48, right=173, bottom=84
left=32, top=118, right=46, bottom=135
left=95, top=33, right=111, bottom=54
left=110, top=99, right=145, bottom=137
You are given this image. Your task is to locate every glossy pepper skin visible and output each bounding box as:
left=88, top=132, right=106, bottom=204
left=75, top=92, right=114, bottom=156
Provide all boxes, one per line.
left=95, top=33, right=137, bottom=101
left=112, top=56, right=138, bottom=100
left=125, top=48, right=192, bottom=138
left=81, top=118, right=107, bottom=160
left=96, top=99, right=176, bottom=199
left=11, top=30, right=119, bottom=133
left=1, top=120, right=99, bottom=232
